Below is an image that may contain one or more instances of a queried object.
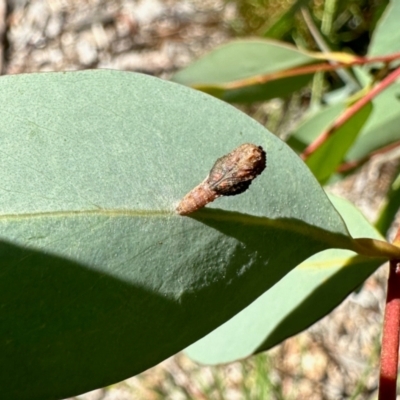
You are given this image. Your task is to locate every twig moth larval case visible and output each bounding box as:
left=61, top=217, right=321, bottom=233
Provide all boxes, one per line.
left=176, top=143, right=266, bottom=215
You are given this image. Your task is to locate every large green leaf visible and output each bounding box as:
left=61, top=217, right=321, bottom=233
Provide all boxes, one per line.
left=185, top=195, right=385, bottom=365
left=171, top=39, right=317, bottom=103
left=0, top=71, right=391, bottom=399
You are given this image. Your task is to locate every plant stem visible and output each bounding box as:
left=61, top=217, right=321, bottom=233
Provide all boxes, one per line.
left=301, top=6, right=359, bottom=91
left=214, top=52, right=400, bottom=91
left=379, top=229, right=400, bottom=399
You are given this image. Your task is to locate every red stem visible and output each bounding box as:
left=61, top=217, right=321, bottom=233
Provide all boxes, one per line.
left=379, top=227, right=400, bottom=400
left=223, top=52, right=400, bottom=90
left=379, top=259, right=400, bottom=399
left=301, top=66, right=400, bottom=160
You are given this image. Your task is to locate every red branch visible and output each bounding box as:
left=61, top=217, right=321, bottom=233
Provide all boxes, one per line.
left=379, top=229, right=400, bottom=399
left=379, top=260, right=400, bottom=399
left=301, top=66, right=400, bottom=160
left=221, top=52, right=400, bottom=90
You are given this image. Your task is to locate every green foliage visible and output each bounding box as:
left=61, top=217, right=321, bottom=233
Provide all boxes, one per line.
left=305, top=102, right=372, bottom=184
left=368, top=0, right=400, bottom=56
left=172, top=39, right=317, bottom=103
left=229, top=0, right=389, bottom=53
left=186, top=195, right=384, bottom=364
left=173, top=0, right=400, bottom=379
left=1, top=70, right=373, bottom=399
left=3, top=1, right=400, bottom=398
left=290, top=83, right=400, bottom=163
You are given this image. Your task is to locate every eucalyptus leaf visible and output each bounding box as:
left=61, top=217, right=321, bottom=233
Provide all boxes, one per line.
left=0, top=70, right=380, bottom=399
left=172, top=39, right=315, bottom=85
left=172, top=39, right=317, bottom=103
left=185, top=195, right=385, bottom=365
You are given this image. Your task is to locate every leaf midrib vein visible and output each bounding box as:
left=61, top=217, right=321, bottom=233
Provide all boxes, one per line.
left=0, top=209, right=172, bottom=220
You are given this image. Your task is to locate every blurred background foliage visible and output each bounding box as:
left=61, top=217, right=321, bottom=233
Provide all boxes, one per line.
left=229, top=0, right=388, bottom=55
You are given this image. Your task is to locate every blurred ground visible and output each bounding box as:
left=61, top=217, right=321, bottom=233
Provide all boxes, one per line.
left=3, top=1, right=396, bottom=399
left=5, top=0, right=231, bottom=75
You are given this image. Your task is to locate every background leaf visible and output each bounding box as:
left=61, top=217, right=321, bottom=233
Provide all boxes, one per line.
left=261, top=0, right=311, bottom=38
left=221, top=74, right=313, bottom=103
left=172, top=39, right=318, bottom=103
left=185, top=195, right=385, bottom=365
left=305, top=102, right=373, bottom=184
left=375, top=168, right=400, bottom=235
left=289, top=83, right=400, bottom=164
left=345, top=83, right=400, bottom=161
left=287, top=103, right=344, bottom=153
left=368, top=0, right=400, bottom=56
left=0, top=70, right=361, bottom=399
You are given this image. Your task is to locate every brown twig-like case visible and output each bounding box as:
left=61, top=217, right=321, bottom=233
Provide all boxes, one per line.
left=176, top=143, right=266, bottom=215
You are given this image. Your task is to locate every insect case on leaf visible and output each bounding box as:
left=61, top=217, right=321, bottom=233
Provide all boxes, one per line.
left=176, top=143, right=266, bottom=215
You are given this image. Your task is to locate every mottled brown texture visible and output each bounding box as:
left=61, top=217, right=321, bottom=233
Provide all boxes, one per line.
left=175, top=178, right=220, bottom=216
left=176, top=143, right=266, bottom=215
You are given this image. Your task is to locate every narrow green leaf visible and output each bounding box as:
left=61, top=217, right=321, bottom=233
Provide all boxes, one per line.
left=172, top=39, right=315, bottom=85
left=375, top=168, right=400, bottom=236
left=305, top=102, right=373, bottom=184
left=287, top=103, right=344, bottom=152
left=368, top=0, right=400, bottom=56
left=189, top=75, right=313, bottom=104
left=262, top=0, right=311, bottom=38
left=221, top=74, right=313, bottom=103
left=346, top=83, right=400, bottom=161
left=185, top=195, right=385, bottom=365
left=172, top=39, right=317, bottom=103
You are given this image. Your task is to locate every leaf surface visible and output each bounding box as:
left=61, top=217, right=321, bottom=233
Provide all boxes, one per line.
left=185, top=195, right=385, bottom=364
left=0, top=70, right=382, bottom=399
